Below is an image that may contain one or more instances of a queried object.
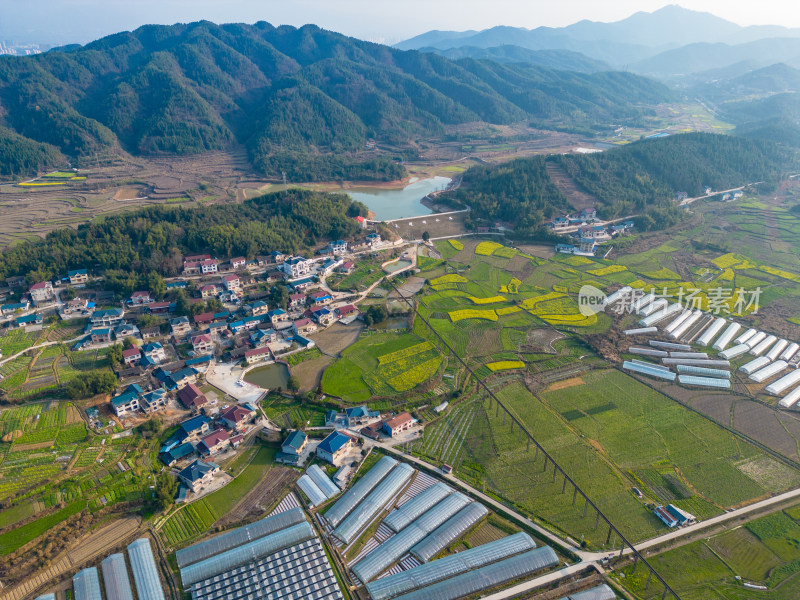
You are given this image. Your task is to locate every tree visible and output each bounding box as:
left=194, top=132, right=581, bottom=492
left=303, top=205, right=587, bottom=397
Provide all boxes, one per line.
left=65, top=370, right=118, bottom=400
left=155, top=472, right=178, bottom=511
left=124, top=336, right=138, bottom=350
left=61, top=286, right=77, bottom=301
left=422, top=231, right=430, bottom=242
left=147, top=271, right=166, bottom=299
left=108, top=344, right=123, bottom=367
left=287, top=375, right=300, bottom=393
left=362, top=304, right=388, bottom=327
left=175, top=290, right=191, bottom=316
left=268, top=284, right=290, bottom=310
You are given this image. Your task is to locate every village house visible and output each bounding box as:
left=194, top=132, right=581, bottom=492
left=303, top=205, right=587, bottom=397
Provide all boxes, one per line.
left=110, top=384, right=144, bottom=417
left=270, top=250, right=286, bottom=264
left=177, top=415, right=211, bottom=443
left=197, top=429, right=231, bottom=457
left=194, top=312, right=215, bottom=327
left=382, top=412, right=415, bottom=437
left=281, top=256, right=314, bottom=279
left=191, top=334, right=214, bottom=355
left=90, top=328, right=112, bottom=344
left=243, top=347, right=271, bottom=365
left=337, top=260, right=354, bottom=275
left=122, top=347, right=141, bottom=366
left=278, top=430, right=308, bottom=464
left=67, top=269, right=89, bottom=287
left=222, top=274, right=241, bottom=292
left=147, top=301, right=173, bottom=314
left=248, top=300, right=270, bottom=316
left=142, top=342, right=167, bottom=364
left=329, top=240, right=348, bottom=255
left=336, top=304, right=358, bottom=319
left=229, top=315, right=264, bottom=334
left=62, top=297, right=90, bottom=315
left=366, top=232, right=382, bottom=249
left=90, top=308, right=125, bottom=327
left=200, top=285, right=219, bottom=299
left=114, top=322, right=139, bottom=339
left=220, top=404, right=257, bottom=432
left=251, top=329, right=278, bottom=348
left=308, top=291, right=331, bottom=307
left=140, top=388, right=168, bottom=414
left=316, top=430, right=356, bottom=465
left=141, top=325, right=161, bottom=340
left=289, top=277, right=315, bottom=293
left=292, top=318, right=317, bottom=336
left=130, top=291, right=154, bottom=305
left=230, top=257, right=246, bottom=271
left=1, top=301, right=30, bottom=316
left=288, top=294, right=306, bottom=310
left=29, top=281, right=55, bottom=304
left=177, top=383, right=209, bottom=412
left=178, top=460, right=219, bottom=493
left=310, top=307, right=334, bottom=326
left=266, top=308, right=289, bottom=326
left=171, top=316, right=192, bottom=338
left=165, top=367, right=200, bottom=390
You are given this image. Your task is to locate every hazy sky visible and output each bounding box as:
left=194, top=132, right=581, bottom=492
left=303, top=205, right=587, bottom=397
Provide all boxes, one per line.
left=2, top=0, right=800, bottom=46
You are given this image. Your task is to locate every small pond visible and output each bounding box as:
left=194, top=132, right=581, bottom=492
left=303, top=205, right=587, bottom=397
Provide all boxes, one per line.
left=371, top=317, right=409, bottom=330
left=383, top=259, right=412, bottom=273
left=244, top=363, right=290, bottom=390
left=347, top=176, right=451, bottom=220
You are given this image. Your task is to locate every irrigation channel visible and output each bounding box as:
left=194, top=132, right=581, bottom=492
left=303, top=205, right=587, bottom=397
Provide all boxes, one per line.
left=384, top=277, right=682, bottom=600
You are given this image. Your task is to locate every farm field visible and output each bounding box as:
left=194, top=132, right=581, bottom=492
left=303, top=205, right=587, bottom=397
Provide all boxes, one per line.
left=618, top=505, right=800, bottom=599
left=159, top=443, right=279, bottom=548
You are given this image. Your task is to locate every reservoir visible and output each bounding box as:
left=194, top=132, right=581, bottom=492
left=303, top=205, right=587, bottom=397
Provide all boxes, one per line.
left=244, top=363, right=290, bottom=390
left=347, top=176, right=451, bottom=220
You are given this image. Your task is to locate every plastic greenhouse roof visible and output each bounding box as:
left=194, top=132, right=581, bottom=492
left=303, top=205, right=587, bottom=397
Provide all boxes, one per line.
left=298, top=474, right=328, bottom=507
left=128, top=538, right=165, bottom=600
left=675, top=364, right=730, bottom=378
left=307, top=464, right=340, bottom=499
left=333, top=463, right=414, bottom=544
left=101, top=553, right=134, bottom=600
left=351, top=493, right=471, bottom=583
left=326, top=455, right=398, bottom=527
left=365, top=532, right=536, bottom=600
left=73, top=567, right=103, bottom=600
left=180, top=521, right=315, bottom=586
left=383, top=482, right=453, bottom=532
left=622, top=361, right=676, bottom=381
left=677, top=375, right=731, bottom=389
left=391, top=547, right=559, bottom=600
left=410, top=502, right=489, bottom=563
left=177, top=507, right=305, bottom=568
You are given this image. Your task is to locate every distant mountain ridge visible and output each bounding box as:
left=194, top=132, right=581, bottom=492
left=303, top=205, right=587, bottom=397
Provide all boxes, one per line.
left=420, top=46, right=609, bottom=73
left=397, top=5, right=800, bottom=74
left=0, top=20, right=672, bottom=178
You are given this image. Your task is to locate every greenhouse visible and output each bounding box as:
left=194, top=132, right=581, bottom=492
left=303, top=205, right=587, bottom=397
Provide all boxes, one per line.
left=751, top=335, right=778, bottom=356
left=628, top=347, right=667, bottom=358
left=781, top=342, right=800, bottom=362
left=639, top=298, right=667, bottom=317
left=740, top=356, right=771, bottom=375
left=632, top=292, right=656, bottom=314
left=719, top=343, right=750, bottom=360
left=735, top=328, right=757, bottom=345
left=333, top=463, right=414, bottom=544
left=390, top=547, right=559, bottom=600
left=307, top=464, right=340, bottom=499
left=410, top=502, right=489, bottom=563
left=650, top=340, right=691, bottom=352
left=366, top=533, right=537, bottom=600
left=750, top=360, right=789, bottom=383
left=661, top=358, right=730, bottom=367
left=181, top=522, right=316, bottom=586
left=128, top=538, right=165, bottom=600
left=298, top=474, right=329, bottom=507
left=177, top=507, right=305, bottom=568
left=766, top=339, right=789, bottom=362
left=745, top=331, right=767, bottom=349
left=677, top=375, right=731, bottom=389
left=675, top=364, right=730, bottom=378
left=326, top=456, right=398, bottom=527
left=384, top=482, right=453, bottom=532
left=189, top=537, right=343, bottom=600
left=352, top=493, right=472, bottom=582
left=101, top=553, right=134, bottom=600
left=779, top=385, right=800, bottom=408
left=713, top=322, right=742, bottom=351
left=639, top=302, right=682, bottom=327
left=622, top=361, right=676, bottom=381
left=630, top=359, right=671, bottom=371
left=558, top=584, right=617, bottom=600
left=697, top=317, right=725, bottom=346
left=73, top=567, right=103, bottom=600
left=767, top=369, right=800, bottom=395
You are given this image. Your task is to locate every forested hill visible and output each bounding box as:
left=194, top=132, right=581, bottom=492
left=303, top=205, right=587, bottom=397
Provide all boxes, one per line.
left=0, top=21, right=672, bottom=179
left=0, top=189, right=366, bottom=285
left=449, top=133, right=798, bottom=235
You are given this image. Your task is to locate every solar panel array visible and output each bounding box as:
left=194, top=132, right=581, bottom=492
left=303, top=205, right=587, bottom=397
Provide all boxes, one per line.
left=101, top=553, right=134, bottom=600
left=190, top=538, right=343, bottom=600
left=128, top=538, right=165, bottom=600
left=365, top=533, right=536, bottom=600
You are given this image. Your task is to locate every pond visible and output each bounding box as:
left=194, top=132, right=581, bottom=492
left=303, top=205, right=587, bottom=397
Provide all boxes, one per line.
left=371, top=317, right=409, bottom=330
left=244, top=363, right=290, bottom=390
left=347, top=176, right=451, bottom=220
left=383, top=259, right=412, bottom=273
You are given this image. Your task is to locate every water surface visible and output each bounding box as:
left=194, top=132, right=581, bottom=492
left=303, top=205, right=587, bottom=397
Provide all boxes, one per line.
left=244, top=363, right=290, bottom=390
left=347, top=177, right=451, bottom=220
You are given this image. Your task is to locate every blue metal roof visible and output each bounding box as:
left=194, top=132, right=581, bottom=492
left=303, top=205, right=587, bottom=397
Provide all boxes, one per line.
left=283, top=430, right=307, bottom=451
left=159, top=442, right=195, bottom=464
left=345, top=406, right=369, bottom=418
left=179, top=460, right=218, bottom=483
left=180, top=415, right=210, bottom=434
left=68, top=268, right=88, bottom=276
left=318, top=430, right=352, bottom=454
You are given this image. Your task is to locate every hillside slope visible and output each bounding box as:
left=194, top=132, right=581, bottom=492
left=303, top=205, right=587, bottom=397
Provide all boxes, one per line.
left=0, top=21, right=672, bottom=179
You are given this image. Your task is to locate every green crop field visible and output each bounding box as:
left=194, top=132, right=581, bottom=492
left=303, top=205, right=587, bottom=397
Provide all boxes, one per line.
left=617, top=505, right=800, bottom=599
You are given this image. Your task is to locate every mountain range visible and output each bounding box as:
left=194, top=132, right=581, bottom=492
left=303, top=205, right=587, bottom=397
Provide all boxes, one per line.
left=397, top=5, right=800, bottom=79
left=0, top=21, right=671, bottom=179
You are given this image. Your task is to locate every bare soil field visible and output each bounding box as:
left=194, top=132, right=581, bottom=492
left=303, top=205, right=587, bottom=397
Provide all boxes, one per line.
left=292, top=354, right=335, bottom=392
left=385, top=211, right=468, bottom=241
left=546, top=161, right=599, bottom=212
left=312, top=322, right=363, bottom=357
left=214, top=467, right=298, bottom=528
